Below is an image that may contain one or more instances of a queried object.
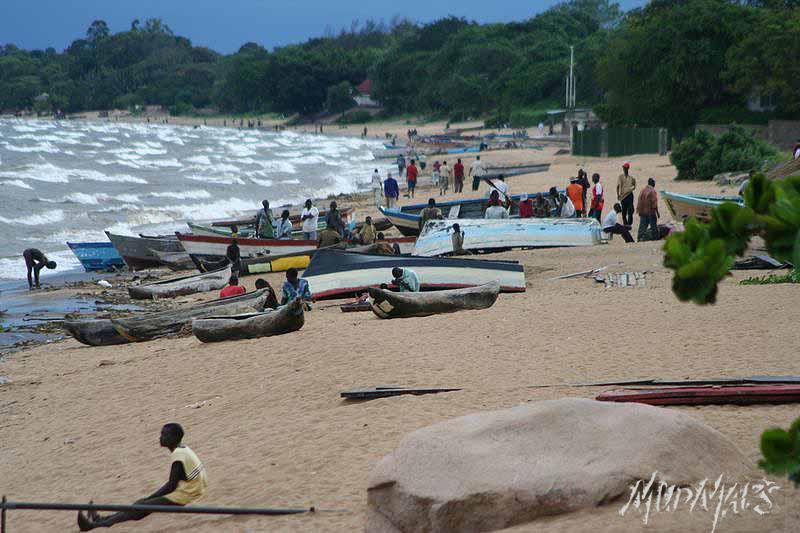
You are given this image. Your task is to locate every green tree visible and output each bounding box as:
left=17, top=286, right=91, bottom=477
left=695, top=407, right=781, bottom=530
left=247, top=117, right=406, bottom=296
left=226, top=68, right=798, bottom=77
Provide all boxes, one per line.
left=325, top=81, right=355, bottom=113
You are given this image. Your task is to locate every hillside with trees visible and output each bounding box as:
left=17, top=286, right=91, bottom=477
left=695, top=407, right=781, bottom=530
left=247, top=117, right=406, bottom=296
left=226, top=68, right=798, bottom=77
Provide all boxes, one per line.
left=1, top=0, right=798, bottom=126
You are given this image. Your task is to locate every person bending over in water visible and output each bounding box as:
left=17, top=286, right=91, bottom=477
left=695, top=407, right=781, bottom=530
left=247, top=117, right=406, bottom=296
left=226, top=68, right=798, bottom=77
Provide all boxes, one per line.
left=77, top=423, right=207, bottom=531
left=23, top=248, right=56, bottom=290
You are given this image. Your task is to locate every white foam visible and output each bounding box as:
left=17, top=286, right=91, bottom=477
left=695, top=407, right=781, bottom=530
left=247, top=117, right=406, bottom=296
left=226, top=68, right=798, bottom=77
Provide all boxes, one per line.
left=0, top=162, right=70, bottom=183
left=184, top=174, right=245, bottom=185
left=250, top=178, right=274, bottom=187
left=280, top=178, right=301, bottom=185
left=185, top=155, right=212, bottom=165
left=2, top=179, right=32, bottom=190
left=0, top=209, right=64, bottom=226
left=0, top=249, right=80, bottom=281
left=150, top=190, right=211, bottom=200
left=3, top=141, right=61, bottom=154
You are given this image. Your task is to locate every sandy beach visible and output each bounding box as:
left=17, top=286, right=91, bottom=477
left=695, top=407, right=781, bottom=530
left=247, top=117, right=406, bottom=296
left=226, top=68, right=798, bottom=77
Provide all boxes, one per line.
left=2, top=133, right=799, bottom=532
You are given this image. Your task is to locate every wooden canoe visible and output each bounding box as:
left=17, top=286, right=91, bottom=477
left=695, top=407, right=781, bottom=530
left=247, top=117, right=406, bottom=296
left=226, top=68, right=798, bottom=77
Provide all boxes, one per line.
left=128, top=265, right=232, bottom=300
left=150, top=249, right=194, bottom=271
left=62, top=319, right=129, bottom=346
left=368, top=282, right=500, bottom=319
left=192, top=298, right=305, bottom=343
left=596, top=384, right=800, bottom=406
left=110, top=289, right=272, bottom=344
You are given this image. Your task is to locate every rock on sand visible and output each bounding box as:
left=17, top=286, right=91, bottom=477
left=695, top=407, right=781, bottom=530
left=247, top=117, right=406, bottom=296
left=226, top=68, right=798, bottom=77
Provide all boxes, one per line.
left=367, top=398, right=750, bottom=532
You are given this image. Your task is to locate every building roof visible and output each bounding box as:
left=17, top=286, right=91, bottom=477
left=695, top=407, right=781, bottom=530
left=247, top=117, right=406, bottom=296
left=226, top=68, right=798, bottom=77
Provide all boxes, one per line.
left=357, top=79, right=373, bottom=95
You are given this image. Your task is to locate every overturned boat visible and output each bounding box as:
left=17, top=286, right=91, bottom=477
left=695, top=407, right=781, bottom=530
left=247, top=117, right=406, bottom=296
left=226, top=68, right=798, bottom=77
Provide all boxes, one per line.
left=67, top=241, right=126, bottom=272
left=413, top=218, right=603, bottom=256
left=662, top=191, right=744, bottom=222
left=303, top=250, right=525, bottom=299
left=378, top=192, right=549, bottom=236
left=192, top=299, right=305, bottom=343
left=64, top=289, right=272, bottom=346
left=105, top=231, right=185, bottom=270
left=128, top=265, right=232, bottom=300
left=368, top=282, right=500, bottom=319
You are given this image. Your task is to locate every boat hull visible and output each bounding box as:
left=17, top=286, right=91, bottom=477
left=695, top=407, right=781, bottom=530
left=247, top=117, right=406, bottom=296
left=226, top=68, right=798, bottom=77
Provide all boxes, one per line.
left=192, top=300, right=305, bottom=343
left=661, top=191, right=744, bottom=222
left=66, top=242, right=126, bottom=272
left=105, top=231, right=184, bottom=270
left=128, top=265, right=232, bottom=300
left=368, top=282, right=500, bottom=319
left=303, top=250, right=525, bottom=299
left=176, top=233, right=318, bottom=258
left=414, top=218, right=603, bottom=256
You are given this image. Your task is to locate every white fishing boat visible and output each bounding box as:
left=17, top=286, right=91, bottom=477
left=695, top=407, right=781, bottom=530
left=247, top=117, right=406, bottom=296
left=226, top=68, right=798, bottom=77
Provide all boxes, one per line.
left=413, top=218, right=603, bottom=256
left=662, top=191, right=744, bottom=222
left=176, top=233, right=318, bottom=260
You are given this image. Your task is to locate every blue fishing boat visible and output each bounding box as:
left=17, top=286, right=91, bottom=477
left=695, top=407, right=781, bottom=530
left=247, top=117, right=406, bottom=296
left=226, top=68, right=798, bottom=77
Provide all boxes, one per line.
left=446, top=146, right=481, bottom=154
left=67, top=242, right=126, bottom=272
left=379, top=191, right=550, bottom=236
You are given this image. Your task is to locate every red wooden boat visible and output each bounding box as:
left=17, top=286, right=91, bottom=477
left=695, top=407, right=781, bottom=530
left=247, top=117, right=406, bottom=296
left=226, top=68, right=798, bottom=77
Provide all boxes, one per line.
left=596, top=384, right=800, bottom=406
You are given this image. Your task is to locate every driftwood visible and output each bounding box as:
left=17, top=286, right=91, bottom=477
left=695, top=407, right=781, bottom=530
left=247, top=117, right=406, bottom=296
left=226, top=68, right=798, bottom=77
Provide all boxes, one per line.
left=63, top=319, right=129, bottom=346
left=128, top=265, right=231, bottom=300
left=368, top=282, right=500, bottom=319
left=340, top=385, right=462, bottom=400
left=111, top=289, right=271, bottom=343
left=192, top=298, right=304, bottom=343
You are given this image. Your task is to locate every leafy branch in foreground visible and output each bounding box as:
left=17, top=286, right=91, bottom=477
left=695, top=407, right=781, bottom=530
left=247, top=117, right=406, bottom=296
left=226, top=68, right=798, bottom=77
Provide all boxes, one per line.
left=740, top=270, right=800, bottom=285
left=759, top=417, right=800, bottom=487
left=663, top=173, right=800, bottom=304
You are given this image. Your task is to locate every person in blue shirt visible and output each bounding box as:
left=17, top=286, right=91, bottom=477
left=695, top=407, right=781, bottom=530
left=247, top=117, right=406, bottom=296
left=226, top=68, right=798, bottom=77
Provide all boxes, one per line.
left=384, top=172, right=400, bottom=208
left=281, top=267, right=312, bottom=310
left=391, top=267, right=420, bottom=292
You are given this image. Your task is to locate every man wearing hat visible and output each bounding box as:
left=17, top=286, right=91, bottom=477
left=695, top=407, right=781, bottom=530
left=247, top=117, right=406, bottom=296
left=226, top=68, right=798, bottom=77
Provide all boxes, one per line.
left=616, top=162, right=636, bottom=226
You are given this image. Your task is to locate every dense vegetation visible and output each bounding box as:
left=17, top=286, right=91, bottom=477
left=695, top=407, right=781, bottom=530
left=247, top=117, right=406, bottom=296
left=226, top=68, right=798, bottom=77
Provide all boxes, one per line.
left=670, top=127, right=780, bottom=181
left=2, top=0, right=799, bottom=127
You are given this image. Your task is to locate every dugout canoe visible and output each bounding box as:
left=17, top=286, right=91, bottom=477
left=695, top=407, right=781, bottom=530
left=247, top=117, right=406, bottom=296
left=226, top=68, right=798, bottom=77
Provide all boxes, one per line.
left=150, top=249, right=194, bottom=271
left=64, top=289, right=272, bottom=346
left=303, top=249, right=525, bottom=299
left=482, top=163, right=550, bottom=179
left=128, top=265, right=232, bottom=300
left=378, top=192, right=549, bottom=236
left=414, top=218, right=603, bottom=256
left=661, top=191, right=744, bottom=222
left=105, top=231, right=185, bottom=270
left=192, top=299, right=305, bottom=343
left=66, top=242, right=126, bottom=272
left=368, top=282, right=500, bottom=319
left=63, top=319, right=129, bottom=346
left=596, top=384, right=800, bottom=406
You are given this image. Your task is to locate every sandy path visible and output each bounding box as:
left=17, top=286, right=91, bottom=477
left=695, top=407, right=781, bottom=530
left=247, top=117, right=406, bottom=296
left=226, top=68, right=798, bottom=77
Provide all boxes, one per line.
left=2, top=152, right=799, bottom=532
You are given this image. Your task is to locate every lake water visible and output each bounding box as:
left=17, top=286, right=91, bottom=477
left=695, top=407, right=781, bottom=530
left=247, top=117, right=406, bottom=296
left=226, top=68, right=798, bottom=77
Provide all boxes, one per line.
left=0, top=118, right=391, bottom=282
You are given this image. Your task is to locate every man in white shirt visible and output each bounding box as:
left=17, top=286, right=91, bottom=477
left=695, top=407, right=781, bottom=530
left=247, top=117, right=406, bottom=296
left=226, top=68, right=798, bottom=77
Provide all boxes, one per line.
left=485, top=204, right=509, bottom=219
left=371, top=169, right=383, bottom=209
left=601, top=203, right=634, bottom=242
left=301, top=199, right=319, bottom=241
left=469, top=156, right=485, bottom=191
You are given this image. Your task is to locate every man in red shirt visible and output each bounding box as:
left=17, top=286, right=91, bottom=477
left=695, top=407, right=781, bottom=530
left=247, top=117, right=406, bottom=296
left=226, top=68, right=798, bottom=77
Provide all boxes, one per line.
left=453, top=158, right=465, bottom=193
left=406, top=159, right=418, bottom=198
left=566, top=177, right=584, bottom=217
left=518, top=194, right=534, bottom=218
left=219, top=275, right=246, bottom=298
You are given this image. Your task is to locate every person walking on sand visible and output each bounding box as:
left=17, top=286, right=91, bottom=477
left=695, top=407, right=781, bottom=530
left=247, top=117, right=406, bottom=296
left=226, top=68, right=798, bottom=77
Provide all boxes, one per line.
left=636, top=178, right=659, bottom=242
left=588, top=173, right=604, bottom=222
left=281, top=267, right=312, bottom=310
left=301, top=199, right=319, bottom=241
left=22, top=248, right=56, bottom=290
left=439, top=161, right=451, bottom=195
left=384, top=172, right=399, bottom=208
left=469, top=155, right=485, bottom=191
left=617, top=162, right=636, bottom=226
left=255, top=200, right=275, bottom=239
left=406, top=159, right=418, bottom=198
left=566, top=177, right=584, bottom=218
left=77, top=423, right=207, bottom=531
left=453, top=159, right=465, bottom=193
left=275, top=210, right=293, bottom=240
left=602, top=203, right=634, bottom=243
left=371, top=169, right=383, bottom=209
left=396, top=154, right=406, bottom=178
left=431, top=164, right=441, bottom=196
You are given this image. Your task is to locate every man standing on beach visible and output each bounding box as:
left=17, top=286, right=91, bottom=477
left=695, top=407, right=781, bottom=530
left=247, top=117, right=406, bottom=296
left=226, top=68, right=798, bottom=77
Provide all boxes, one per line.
left=256, top=200, right=275, bottom=239
left=469, top=156, right=485, bottom=191
left=325, top=201, right=346, bottom=238
left=566, top=178, right=585, bottom=218
left=453, top=159, right=465, bottom=193
left=301, top=199, right=319, bottom=241
left=384, top=172, right=399, bottom=208
left=275, top=210, right=293, bottom=240
left=371, top=169, right=383, bottom=209
left=616, top=163, right=636, bottom=226
left=22, top=248, right=56, bottom=290
left=406, top=159, right=418, bottom=198
left=77, top=423, right=207, bottom=531
left=636, top=178, right=659, bottom=241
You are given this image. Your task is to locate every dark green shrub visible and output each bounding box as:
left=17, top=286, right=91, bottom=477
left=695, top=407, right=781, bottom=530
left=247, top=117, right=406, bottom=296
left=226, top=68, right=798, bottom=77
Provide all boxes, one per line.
left=670, top=126, right=778, bottom=180
left=336, top=110, right=372, bottom=124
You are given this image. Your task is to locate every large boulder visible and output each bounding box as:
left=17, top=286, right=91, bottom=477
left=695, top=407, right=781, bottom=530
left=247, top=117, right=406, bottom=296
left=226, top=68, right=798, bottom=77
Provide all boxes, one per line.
left=367, top=398, right=749, bottom=532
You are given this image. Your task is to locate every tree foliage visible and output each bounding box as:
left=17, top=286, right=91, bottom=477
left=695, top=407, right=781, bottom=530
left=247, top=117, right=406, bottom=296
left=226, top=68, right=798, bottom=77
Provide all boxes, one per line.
left=670, top=127, right=779, bottom=180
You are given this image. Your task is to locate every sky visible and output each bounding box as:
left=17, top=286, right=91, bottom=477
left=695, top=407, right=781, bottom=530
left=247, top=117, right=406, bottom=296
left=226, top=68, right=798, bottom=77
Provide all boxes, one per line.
left=2, top=0, right=645, bottom=54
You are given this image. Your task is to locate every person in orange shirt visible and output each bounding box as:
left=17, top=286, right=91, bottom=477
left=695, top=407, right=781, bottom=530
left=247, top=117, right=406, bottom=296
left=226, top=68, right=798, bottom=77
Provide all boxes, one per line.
left=566, top=177, right=584, bottom=217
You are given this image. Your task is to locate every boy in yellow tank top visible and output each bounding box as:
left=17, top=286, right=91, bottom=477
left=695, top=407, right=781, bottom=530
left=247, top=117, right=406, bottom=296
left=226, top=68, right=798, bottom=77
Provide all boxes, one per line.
left=77, top=423, right=207, bottom=530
